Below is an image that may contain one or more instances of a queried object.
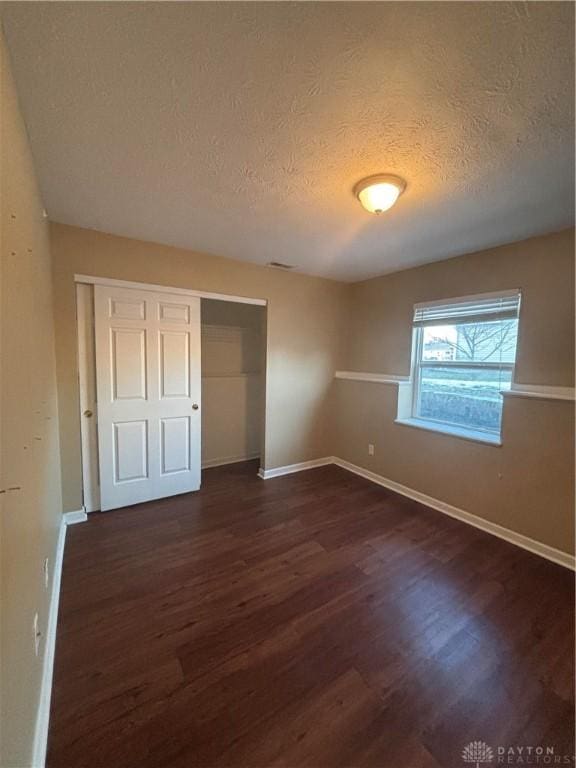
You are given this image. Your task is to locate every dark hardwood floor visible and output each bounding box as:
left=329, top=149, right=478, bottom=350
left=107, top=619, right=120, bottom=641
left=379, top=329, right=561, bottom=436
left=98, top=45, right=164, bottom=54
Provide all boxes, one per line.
left=48, top=461, right=575, bottom=768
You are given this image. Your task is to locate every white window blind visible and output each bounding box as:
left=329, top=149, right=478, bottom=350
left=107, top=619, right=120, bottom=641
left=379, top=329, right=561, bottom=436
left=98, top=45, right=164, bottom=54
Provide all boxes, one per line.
left=413, top=290, right=521, bottom=327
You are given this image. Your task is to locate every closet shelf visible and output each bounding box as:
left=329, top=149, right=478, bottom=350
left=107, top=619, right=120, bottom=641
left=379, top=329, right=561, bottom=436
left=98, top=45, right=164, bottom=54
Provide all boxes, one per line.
left=202, top=372, right=261, bottom=379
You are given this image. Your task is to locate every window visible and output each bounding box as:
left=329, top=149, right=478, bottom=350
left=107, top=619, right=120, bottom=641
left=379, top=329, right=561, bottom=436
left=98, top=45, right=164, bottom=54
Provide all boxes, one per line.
left=402, top=291, right=521, bottom=443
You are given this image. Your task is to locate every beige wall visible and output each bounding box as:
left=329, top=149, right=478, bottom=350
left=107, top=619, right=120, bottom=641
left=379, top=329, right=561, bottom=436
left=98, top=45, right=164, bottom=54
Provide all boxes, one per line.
left=333, top=229, right=575, bottom=555
left=0, top=31, right=63, bottom=767
left=201, top=299, right=264, bottom=466
left=50, top=223, right=347, bottom=512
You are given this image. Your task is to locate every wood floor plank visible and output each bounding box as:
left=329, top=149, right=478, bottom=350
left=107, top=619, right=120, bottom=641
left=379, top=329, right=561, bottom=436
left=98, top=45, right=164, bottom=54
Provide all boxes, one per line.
left=47, top=461, right=575, bottom=768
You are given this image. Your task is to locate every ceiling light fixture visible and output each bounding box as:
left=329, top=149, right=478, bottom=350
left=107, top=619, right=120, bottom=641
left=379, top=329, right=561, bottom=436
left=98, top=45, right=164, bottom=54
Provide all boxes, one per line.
left=353, top=174, right=406, bottom=214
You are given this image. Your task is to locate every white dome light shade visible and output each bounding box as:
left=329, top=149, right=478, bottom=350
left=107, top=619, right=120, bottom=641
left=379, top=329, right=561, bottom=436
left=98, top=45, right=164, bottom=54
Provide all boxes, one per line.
left=354, top=174, right=406, bottom=214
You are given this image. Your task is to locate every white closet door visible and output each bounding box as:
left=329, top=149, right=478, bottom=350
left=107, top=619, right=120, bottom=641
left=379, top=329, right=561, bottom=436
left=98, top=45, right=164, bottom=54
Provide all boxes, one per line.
left=94, top=285, right=201, bottom=511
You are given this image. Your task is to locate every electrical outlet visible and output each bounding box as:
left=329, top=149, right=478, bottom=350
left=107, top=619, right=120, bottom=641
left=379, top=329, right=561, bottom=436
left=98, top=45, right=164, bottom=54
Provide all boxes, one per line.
left=33, top=613, right=41, bottom=656
left=44, top=557, right=49, bottom=588
left=368, top=444, right=375, bottom=456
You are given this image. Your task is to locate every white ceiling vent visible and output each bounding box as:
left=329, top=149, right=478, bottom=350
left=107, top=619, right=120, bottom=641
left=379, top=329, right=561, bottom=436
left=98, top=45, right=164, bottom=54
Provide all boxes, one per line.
left=267, top=261, right=294, bottom=270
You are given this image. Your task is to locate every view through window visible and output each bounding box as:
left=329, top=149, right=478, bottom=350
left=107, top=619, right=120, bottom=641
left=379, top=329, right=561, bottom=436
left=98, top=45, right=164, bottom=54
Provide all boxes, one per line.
left=411, top=293, right=521, bottom=437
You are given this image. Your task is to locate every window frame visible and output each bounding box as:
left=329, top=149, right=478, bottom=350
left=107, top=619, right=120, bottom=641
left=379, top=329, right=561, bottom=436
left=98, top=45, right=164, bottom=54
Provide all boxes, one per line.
left=402, top=291, right=521, bottom=444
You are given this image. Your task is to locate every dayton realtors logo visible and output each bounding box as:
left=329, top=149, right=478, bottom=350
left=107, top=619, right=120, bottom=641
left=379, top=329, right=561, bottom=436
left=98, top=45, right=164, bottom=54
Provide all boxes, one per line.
left=462, top=742, right=575, bottom=765
left=462, top=742, right=494, bottom=767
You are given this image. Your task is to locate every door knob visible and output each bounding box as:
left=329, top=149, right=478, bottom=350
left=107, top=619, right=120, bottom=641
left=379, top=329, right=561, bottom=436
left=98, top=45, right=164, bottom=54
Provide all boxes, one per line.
left=83, top=409, right=93, bottom=418
left=192, top=403, right=199, bottom=410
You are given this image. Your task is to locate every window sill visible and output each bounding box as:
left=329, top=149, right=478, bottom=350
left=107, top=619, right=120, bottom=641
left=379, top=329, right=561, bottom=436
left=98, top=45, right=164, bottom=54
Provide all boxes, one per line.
left=394, top=417, right=502, bottom=446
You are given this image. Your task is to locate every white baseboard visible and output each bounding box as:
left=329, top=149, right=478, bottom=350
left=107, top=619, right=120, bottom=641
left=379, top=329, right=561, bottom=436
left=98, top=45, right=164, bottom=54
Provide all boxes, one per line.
left=32, top=517, right=67, bottom=768
left=202, top=453, right=260, bottom=469
left=258, top=457, right=333, bottom=480
left=257, top=455, right=574, bottom=570
left=33, top=507, right=87, bottom=766
left=63, top=508, right=87, bottom=525
left=332, top=458, right=575, bottom=571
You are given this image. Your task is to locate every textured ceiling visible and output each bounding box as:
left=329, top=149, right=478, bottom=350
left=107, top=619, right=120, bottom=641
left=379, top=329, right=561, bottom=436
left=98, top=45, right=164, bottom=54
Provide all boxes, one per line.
left=2, top=2, right=574, bottom=282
